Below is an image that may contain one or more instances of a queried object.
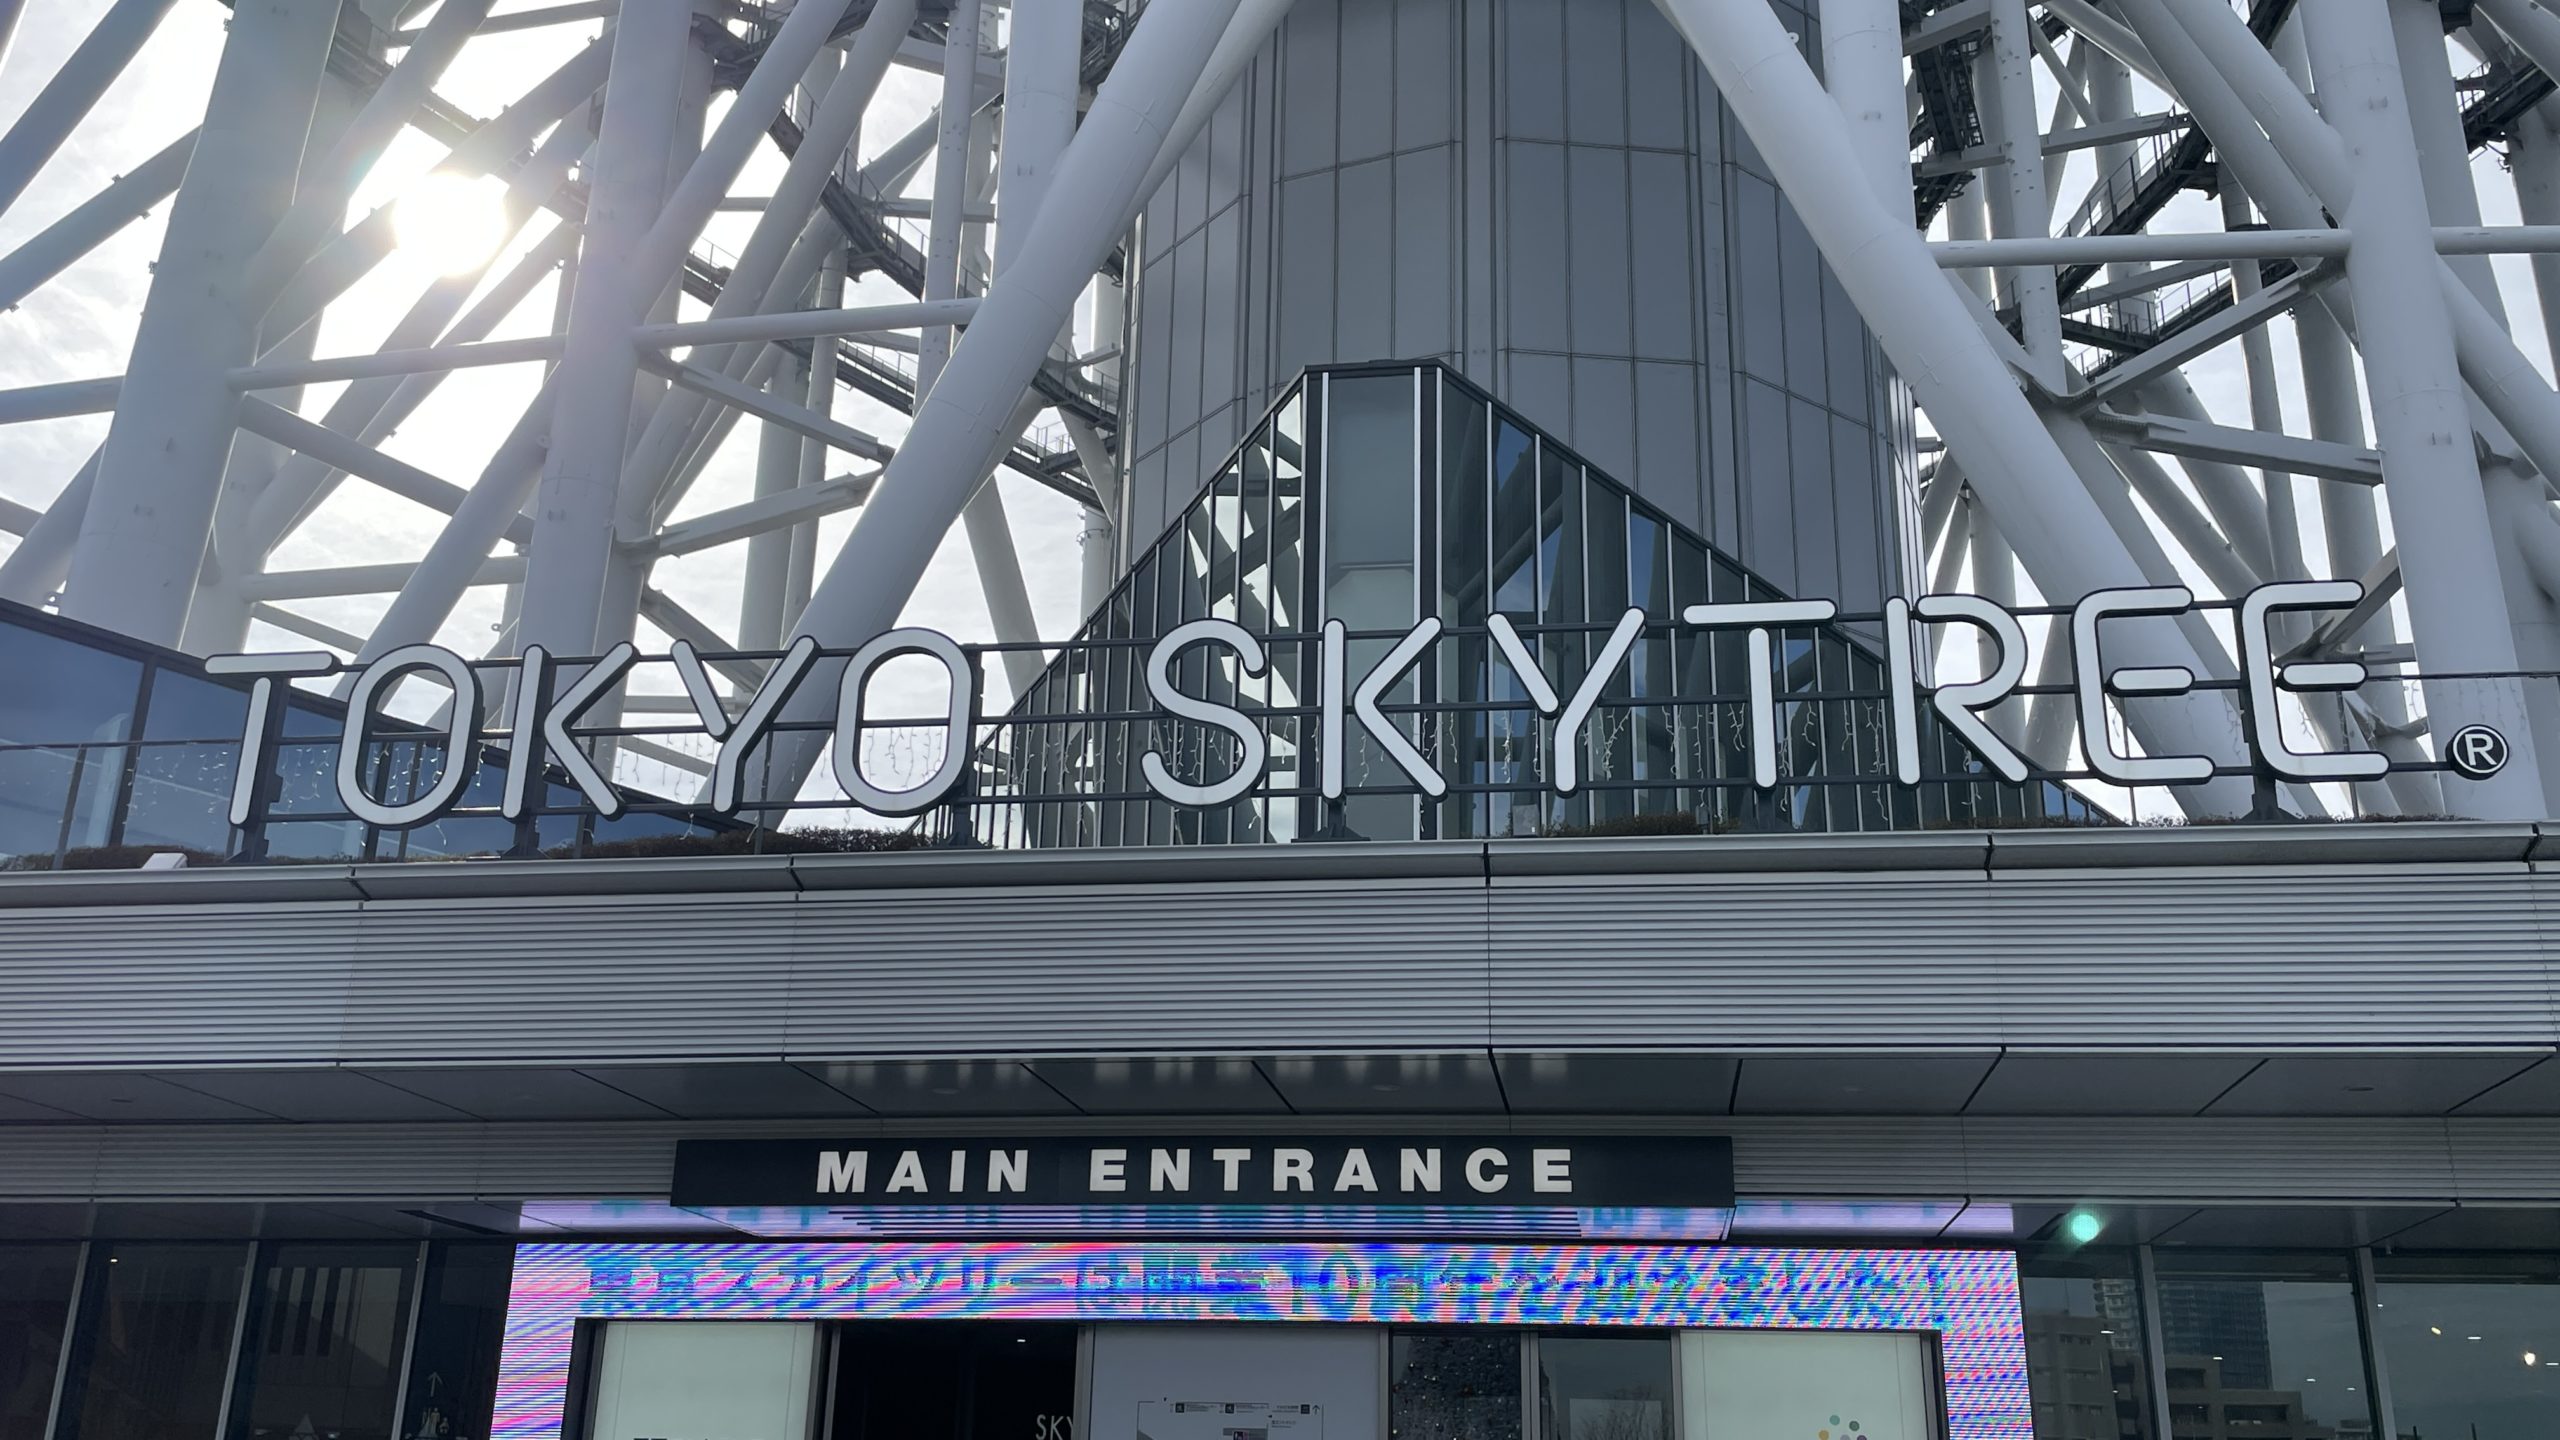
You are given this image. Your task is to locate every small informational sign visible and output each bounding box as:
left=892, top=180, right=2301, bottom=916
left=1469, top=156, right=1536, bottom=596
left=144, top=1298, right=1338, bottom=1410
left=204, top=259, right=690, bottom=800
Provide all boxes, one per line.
left=671, top=1135, right=1735, bottom=1210
left=1137, top=1401, right=1321, bottom=1440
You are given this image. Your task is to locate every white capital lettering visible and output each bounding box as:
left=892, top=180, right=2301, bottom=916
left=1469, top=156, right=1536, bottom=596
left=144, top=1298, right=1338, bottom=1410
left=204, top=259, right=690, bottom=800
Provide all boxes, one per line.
left=1333, top=1148, right=1379, bottom=1192
left=206, top=651, right=341, bottom=827
left=1273, top=1147, right=1316, bottom=1192
left=1532, top=1149, right=1572, bottom=1194
left=885, top=1150, right=928, bottom=1193
left=1213, top=1148, right=1251, bottom=1191
left=1142, top=619, right=1269, bottom=806
left=1400, top=1148, right=1442, bottom=1193
left=1885, top=595, right=2031, bottom=784
left=1486, top=607, right=1649, bottom=794
left=1150, top=1148, right=1191, bottom=1193
left=1464, top=1147, right=1509, bottom=1193
left=2072, top=587, right=2214, bottom=785
left=2239, top=582, right=2389, bottom=782
left=1321, top=618, right=1446, bottom=798
left=816, top=1150, right=868, bottom=1194
left=832, top=628, right=976, bottom=816
left=1681, top=601, right=1840, bottom=788
left=1090, top=1148, right=1128, bottom=1192
left=987, top=1149, right=1028, bottom=1193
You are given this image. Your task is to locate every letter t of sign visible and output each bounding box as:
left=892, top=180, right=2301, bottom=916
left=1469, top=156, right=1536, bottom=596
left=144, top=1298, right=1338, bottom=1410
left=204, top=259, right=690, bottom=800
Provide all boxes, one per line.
left=1680, top=600, right=1838, bottom=788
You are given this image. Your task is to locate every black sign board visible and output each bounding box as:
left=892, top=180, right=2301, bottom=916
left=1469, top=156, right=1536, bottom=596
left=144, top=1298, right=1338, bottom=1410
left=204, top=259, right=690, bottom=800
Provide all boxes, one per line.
left=672, top=1136, right=1734, bottom=1210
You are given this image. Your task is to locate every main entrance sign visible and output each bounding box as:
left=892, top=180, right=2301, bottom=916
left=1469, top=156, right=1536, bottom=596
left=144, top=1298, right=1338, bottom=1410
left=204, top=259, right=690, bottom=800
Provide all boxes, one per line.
left=670, top=1135, right=1737, bottom=1208
left=206, top=579, right=2423, bottom=830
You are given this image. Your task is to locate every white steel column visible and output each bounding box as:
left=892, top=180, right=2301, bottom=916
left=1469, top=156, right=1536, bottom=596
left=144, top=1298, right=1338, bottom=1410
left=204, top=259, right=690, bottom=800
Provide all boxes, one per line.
left=0, top=0, right=177, bottom=216
left=1819, top=0, right=1909, bottom=223
left=1984, top=0, right=2064, bottom=383
left=786, top=244, right=846, bottom=632
left=512, top=1, right=690, bottom=658
left=2303, top=0, right=2547, bottom=814
left=771, top=0, right=1247, bottom=789
left=2511, top=104, right=2560, bottom=364
left=1657, top=0, right=2252, bottom=815
left=54, top=0, right=335, bottom=647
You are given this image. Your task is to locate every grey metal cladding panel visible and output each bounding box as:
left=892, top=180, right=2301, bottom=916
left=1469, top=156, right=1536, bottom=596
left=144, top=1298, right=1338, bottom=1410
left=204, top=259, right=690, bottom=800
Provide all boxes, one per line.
left=1201, top=206, right=1244, bottom=422
left=1334, top=157, right=1394, bottom=360
left=1392, top=146, right=1455, bottom=360
left=1502, top=0, right=1566, bottom=141
left=1566, top=147, right=1633, bottom=356
left=1279, top=0, right=1338, bottom=176
left=1721, top=1117, right=1974, bottom=1194
left=1502, top=143, right=1569, bottom=352
left=1489, top=866, right=2557, bottom=1049
left=337, top=893, right=800, bottom=1061
left=1275, top=171, right=1336, bottom=380
left=1488, top=875, right=2008, bottom=1048
left=1394, top=0, right=1455, bottom=151
left=1564, top=0, right=1627, bottom=147
left=1629, top=150, right=1695, bottom=363
left=2443, top=1119, right=2560, bottom=1199
left=1983, top=866, right=2557, bottom=1046
left=779, top=880, right=1490, bottom=1055
left=1634, top=363, right=1703, bottom=533
left=1572, top=358, right=1637, bottom=485
left=1624, top=0, right=1690, bottom=151
left=1336, top=0, right=1392, bottom=165
left=1940, top=1118, right=2467, bottom=1201
left=0, top=903, right=359, bottom=1066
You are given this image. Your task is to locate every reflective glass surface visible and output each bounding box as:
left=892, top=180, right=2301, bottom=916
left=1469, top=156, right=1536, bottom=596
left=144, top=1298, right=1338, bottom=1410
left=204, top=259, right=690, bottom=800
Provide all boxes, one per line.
left=399, top=1245, right=513, bottom=1440
left=59, top=1244, right=249, bottom=1440
left=1534, top=1336, right=1673, bottom=1440
left=230, top=1245, right=416, bottom=1440
left=1392, top=1332, right=1521, bottom=1440
left=2151, top=1253, right=2373, bottom=1440
left=826, top=1322, right=1077, bottom=1440
left=0, top=1244, right=78, bottom=1440
left=2374, top=1257, right=2560, bottom=1440
left=2020, top=1248, right=2154, bottom=1440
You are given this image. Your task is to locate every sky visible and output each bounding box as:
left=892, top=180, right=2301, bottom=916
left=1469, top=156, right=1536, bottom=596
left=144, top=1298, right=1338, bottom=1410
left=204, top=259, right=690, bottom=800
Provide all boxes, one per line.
left=5, top=2, right=2560, bottom=819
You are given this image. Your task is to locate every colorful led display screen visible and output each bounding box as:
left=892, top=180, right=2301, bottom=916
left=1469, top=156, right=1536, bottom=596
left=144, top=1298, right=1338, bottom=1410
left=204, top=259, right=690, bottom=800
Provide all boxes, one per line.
left=497, top=1241, right=2028, bottom=1440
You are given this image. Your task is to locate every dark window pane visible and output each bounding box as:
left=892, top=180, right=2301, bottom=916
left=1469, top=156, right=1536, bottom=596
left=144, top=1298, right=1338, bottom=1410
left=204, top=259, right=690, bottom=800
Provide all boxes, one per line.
left=232, top=1245, right=416, bottom=1440
left=1535, top=1336, right=1671, bottom=1440
left=139, top=672, right=252, bottom=744
left=2374, top=1256, right=2560, bottom=1440
left=2021, top=1246, right=2156, bottom=1440
left=400, top=1244, right=512, bottom=1440
left=60, top=1244, right=248, bottom=1440
left=828, top=1323, right=1077, bottom=1440
left=1392, top=1332, right=1521, bottom=1440
left=2153, top=1253, right=2373, bottom=1438
left=0, top=620, right=141, bottom=747
left=0, top=1244, right=79, bottom=1440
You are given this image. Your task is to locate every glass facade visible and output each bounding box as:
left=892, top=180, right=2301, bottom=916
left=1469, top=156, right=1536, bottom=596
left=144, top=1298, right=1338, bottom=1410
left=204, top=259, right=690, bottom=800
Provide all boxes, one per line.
left=230, top=1246, right=417, bottom=1440
left=2372, top=1256, right=2560, bottom=1440
left=2021, top=1248, right=2154, bottom=1440
left=0, top=1245, right=79, bottom=1440
left=0, top=606, right=726, bottom=871
left=57, top=1245, right=249, bottom=1440
left=980, top=362, right=2094, bottom=847
left=2151, top=1253, right=2375, bottom=1440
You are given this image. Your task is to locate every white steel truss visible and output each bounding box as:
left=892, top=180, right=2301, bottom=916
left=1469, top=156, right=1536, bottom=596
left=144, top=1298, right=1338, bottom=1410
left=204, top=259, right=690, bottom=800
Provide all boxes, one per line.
left=8, top=0, right=2560, bottom=821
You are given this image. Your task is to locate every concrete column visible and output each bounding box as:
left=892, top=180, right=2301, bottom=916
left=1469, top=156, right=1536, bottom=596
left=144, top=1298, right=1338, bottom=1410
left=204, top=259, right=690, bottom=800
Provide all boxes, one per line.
left=56, top=0, right=334, bottom=646
left=2305, top=0, right=2547, bottom=815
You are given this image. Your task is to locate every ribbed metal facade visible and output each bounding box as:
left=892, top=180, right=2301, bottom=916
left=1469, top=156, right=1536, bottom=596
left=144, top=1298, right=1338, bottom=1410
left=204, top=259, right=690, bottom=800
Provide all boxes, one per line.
left=4, top=827, right=2558, bottom=1067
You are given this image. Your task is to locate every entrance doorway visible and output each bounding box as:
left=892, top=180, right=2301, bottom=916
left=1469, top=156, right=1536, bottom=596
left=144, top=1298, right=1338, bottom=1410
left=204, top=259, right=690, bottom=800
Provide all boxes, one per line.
left=580, top=1324, right=1939, bottom=1440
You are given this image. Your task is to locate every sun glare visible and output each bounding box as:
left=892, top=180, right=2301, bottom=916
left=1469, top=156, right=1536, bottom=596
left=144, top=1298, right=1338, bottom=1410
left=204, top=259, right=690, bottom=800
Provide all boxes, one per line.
left=393, top=171, right=511, bottom=276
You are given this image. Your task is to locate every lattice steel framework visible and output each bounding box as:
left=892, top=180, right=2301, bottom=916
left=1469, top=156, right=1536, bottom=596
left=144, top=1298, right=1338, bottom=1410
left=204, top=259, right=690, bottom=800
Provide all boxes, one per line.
left=10, top=0, right=2560, bottom=821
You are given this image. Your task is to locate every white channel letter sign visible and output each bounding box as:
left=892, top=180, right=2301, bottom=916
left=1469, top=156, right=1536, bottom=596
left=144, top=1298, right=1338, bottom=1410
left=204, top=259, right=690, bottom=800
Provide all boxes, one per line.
left=212, top=580, right=2410, bottom=829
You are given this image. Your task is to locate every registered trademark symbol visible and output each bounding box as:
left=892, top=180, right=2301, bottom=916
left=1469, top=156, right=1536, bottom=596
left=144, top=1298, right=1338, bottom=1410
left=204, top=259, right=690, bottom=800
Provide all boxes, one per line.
left=2449, top=724, right=2510, bottom=781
